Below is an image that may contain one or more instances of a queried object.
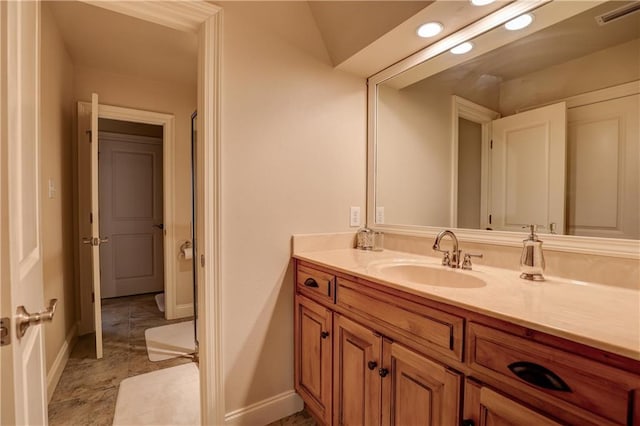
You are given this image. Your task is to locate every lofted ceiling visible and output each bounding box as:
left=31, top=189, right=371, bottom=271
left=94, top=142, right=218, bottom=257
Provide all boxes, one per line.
left=307, top=1, right=432, bottom=66
left=48, top=0, right=512, bottom=83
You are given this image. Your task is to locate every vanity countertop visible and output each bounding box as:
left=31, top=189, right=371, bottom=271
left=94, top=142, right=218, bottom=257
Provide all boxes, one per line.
left=293, top=248, right=640, bottom=361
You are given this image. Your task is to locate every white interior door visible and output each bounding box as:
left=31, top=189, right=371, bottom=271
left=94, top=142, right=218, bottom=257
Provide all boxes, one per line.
left=77, top=94, right=103, bottom=359
left=567, top=94, right=639, bottom=239
left=2, top=1, right=49, bottom=423
left=489, top=102, right=567, bottom=234
left=98, top=133, right=164, bottom=298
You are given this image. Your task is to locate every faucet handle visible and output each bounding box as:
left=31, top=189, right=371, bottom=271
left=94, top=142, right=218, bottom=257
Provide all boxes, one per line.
left=440, top=251, right=451, bottom=266
left=462, top=253, right=483, bottom=270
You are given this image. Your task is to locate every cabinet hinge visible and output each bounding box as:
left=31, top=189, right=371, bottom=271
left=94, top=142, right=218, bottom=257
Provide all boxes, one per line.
left=90, top=212, right=93, bottom=224
left=1, top=317, right=11, bottom=346
left=490, top=139, right=493, bottom=149
left=489, top=214, right=492, bottom=224
left=91, top=292, right=95, bottom=303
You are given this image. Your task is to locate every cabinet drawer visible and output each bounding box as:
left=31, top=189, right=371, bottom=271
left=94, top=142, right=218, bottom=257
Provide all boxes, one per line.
left=297, top=264, right=335, bottom=305
left=468, top=322, right=639, bottom=425
left=337, top=278, right=464, bottom=361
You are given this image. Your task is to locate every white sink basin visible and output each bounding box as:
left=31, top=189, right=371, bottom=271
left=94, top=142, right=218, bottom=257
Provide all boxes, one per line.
left=369, top=261, right=487, bottom=289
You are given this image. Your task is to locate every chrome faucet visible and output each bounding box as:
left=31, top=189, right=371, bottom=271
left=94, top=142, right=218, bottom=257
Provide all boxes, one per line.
left=433, top=230, right=461, bottom=268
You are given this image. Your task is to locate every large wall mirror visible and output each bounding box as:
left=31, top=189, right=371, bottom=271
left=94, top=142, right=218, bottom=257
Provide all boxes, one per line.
left=368, top=0, right=640, bottom=257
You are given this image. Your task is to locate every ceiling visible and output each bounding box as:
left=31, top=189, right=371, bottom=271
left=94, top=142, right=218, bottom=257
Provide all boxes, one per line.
left=48, top=1, right=198, bottom=87
left=308, top=1, right=432, bottom=66
left=48, top=0, right=514, bottom=84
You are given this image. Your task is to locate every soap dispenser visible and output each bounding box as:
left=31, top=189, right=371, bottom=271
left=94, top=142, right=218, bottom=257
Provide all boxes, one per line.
left=520, top=225, right=545, bottom=281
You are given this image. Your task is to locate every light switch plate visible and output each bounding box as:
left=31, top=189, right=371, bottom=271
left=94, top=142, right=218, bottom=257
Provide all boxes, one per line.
left=48, top=179, right=56, bottom=199
left=350, top=206, right=361, bottom=227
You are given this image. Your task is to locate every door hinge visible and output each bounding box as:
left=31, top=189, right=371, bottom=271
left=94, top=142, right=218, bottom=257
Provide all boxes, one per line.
left=490, top=139, right=493, bottom=149
left=1, top=317, right=10, bottom=346
left=200, top=254, right=205, bottom=268
left=86, top=130, right=92, bottom=142
left=91, top=292, right=95, bottom=303
left=489, top=214, right=492, bottom=224
left=90, top=212, right=93, bottom=224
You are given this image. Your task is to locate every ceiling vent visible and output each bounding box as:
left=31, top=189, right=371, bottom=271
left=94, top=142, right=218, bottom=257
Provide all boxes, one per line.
left=595, top=2, right=640, bottom=25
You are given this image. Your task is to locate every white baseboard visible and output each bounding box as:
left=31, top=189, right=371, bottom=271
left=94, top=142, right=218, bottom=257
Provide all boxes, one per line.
left=224, top=390, right=303, bottom=425
left=47, top=323, right=78, bottom=403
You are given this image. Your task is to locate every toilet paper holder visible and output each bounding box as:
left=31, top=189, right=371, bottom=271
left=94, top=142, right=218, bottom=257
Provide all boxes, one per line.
left=180, top=240, right=193, bottom=258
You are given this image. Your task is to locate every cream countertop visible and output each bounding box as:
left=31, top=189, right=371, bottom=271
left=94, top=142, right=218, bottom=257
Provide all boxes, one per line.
left=293, top=248, right=640, bottom=361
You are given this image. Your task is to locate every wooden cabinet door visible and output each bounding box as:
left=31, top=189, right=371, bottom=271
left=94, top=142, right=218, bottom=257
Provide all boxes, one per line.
left=295, top=295, right=333, bottom=424
left=333, top=314, right=382, bottom=426
left=464, top=380, right=563, bottom=426
left=381, top=341, right=461, bottom=426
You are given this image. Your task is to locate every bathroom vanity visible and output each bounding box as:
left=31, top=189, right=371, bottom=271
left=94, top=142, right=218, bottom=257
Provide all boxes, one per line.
left=292, top=248, right=640, bottom=426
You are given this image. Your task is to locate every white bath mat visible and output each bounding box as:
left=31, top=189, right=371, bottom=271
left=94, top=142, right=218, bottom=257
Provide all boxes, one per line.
left=113, top=363, right=200, bottom=426
left=145, top=320, right=196, bottom=362
left=155, top=293, right=165, bottom=313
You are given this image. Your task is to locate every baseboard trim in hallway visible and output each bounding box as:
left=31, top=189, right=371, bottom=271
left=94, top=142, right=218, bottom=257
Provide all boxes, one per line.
left=47, top=323, right=78, bottom=403
left=224, top=390, right=303, bottom=426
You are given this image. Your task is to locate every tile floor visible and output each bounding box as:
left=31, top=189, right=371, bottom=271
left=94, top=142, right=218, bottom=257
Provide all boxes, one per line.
left=48, top=293, right=193, bottom=425
left=48, top=292, right=314, bottom=426
left=266, top=409, right=316, bottom=426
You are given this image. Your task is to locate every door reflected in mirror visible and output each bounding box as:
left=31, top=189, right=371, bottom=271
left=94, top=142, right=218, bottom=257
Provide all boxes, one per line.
left=374, top=1, right=639, bottom=240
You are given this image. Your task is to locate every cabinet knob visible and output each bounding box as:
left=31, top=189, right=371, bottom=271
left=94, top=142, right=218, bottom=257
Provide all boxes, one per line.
left=320, top=331, right=329, bottom=339
left=378, top=367, right=389, bottom=378
left=367, top=361, right=377, bottom=370
left=462, top=420, right=475, bottom=426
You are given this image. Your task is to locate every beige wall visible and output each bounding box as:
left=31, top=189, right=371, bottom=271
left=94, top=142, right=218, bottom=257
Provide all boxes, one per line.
left=220, top=1, right=366, bottom=415
left=74, top=66, right=196, bottom=309
left=40, top=2, right=77, bottom=377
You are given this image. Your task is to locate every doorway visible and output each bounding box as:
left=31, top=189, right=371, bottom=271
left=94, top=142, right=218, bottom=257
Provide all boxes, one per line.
left=76, top=101, right=184, bottom=360
left=98, top=119, right=165, bottom=299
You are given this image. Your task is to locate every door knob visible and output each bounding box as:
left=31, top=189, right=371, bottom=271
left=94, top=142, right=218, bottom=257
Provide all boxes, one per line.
left=16, top=299, right=58, bottom=339
left=82, top=237, right=109, bottom=246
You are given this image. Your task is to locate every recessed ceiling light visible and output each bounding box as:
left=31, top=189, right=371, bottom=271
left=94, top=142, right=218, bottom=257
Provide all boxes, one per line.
left=450, top=42, right=474, bottom=55
left=416, top=22, right=443, bottom=38
left=471, top=0, right=495, bottom=6
left=505, top=14, right=534, bottom=31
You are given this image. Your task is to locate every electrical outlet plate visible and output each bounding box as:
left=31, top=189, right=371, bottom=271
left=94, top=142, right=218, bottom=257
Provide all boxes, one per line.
left=350, top=206, right=361, bottom=227
left=376, top=206, right=385, bottom=224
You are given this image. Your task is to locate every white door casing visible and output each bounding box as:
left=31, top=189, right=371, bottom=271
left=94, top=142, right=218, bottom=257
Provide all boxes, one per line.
left=77, top=94, right=104, bottom=359
left=98, top=132, right=164, bottom=298
left=450, top=96, right=500, bottom=230
left=3, top=0, right=49, bottom=423
left=490, top=102, right=567, bottom=234
left=76, top=1, right=224, bottom=423
left=567, top=94, right=639, bottom=240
